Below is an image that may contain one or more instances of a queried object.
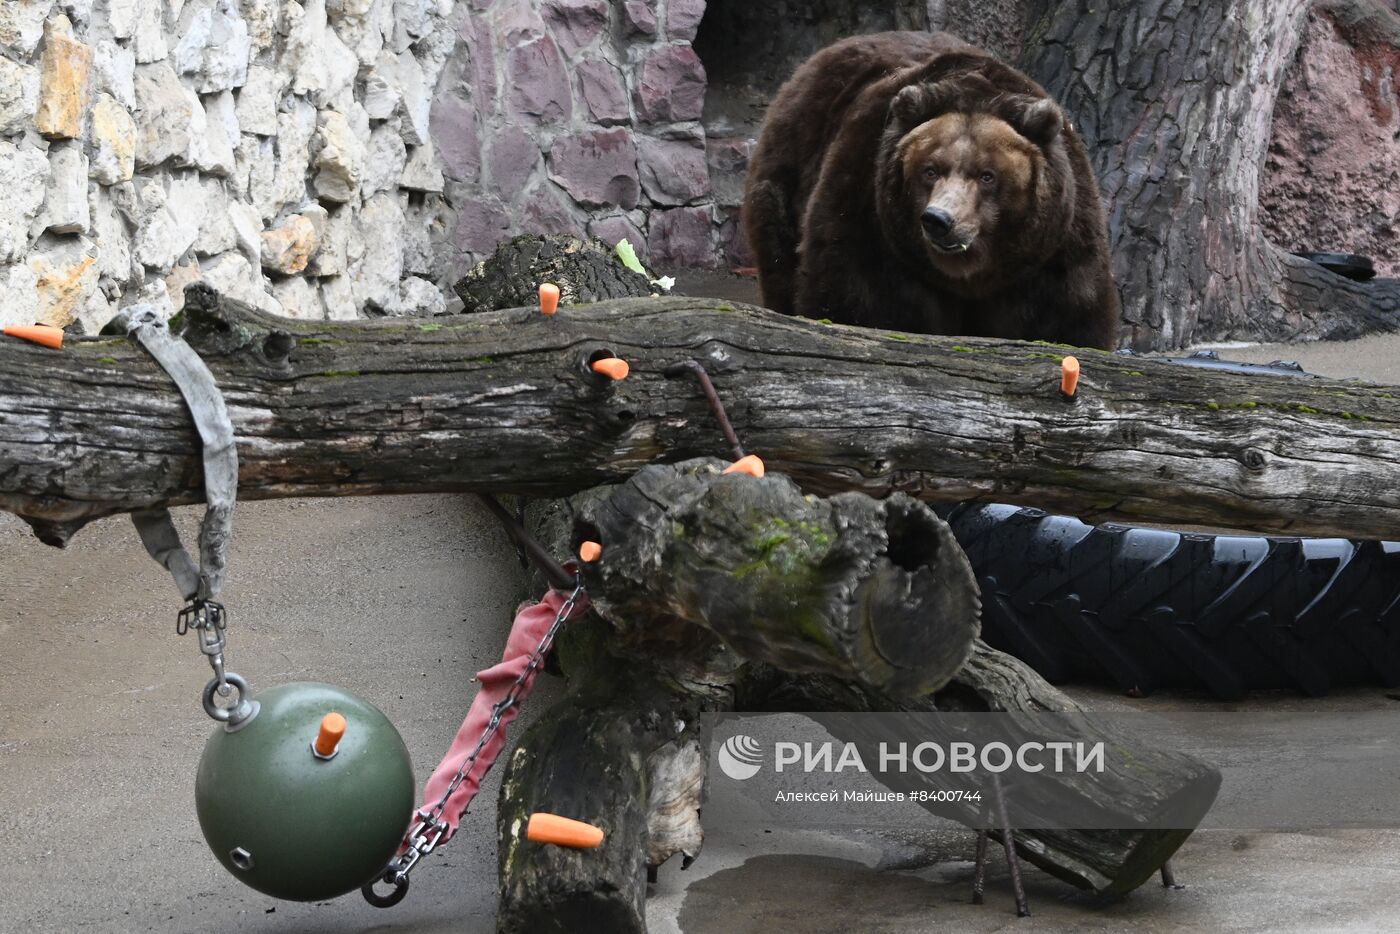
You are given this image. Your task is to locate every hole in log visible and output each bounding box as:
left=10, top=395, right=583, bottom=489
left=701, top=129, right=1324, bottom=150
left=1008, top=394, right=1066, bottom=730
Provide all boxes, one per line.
left=573, top=519, right=603, bottom=556
left=883, top=500, right=941, bottom=572
left=262, top=331, right=295, bottom=363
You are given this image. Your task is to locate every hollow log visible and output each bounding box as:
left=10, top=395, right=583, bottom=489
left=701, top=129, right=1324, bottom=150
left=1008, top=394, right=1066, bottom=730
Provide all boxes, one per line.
left=575, top=458, right=981, bottom=698
left=738, top=642, right=1220, bottom=895
left=4, top=284, right=1399, bottom=546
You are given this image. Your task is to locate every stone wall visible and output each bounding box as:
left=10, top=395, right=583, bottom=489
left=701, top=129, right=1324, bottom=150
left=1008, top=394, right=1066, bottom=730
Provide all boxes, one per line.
left=0, top=0, right=455, bottom=333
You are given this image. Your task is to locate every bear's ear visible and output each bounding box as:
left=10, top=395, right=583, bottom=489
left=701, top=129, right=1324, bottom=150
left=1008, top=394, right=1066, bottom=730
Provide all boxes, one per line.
left=890, top=83, right=940, bottom=130
left=889, top=78, right=966, bottom=132
left=1002, top=95, right=1064, bottom=147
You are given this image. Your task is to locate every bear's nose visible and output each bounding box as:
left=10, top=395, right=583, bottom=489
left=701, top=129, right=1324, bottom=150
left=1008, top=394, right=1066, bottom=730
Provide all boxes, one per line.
left=921, top=207, right=954, bottom=240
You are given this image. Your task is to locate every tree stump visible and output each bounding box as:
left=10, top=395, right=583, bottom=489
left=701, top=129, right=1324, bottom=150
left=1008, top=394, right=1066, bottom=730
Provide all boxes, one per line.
left=497, top=617, right=711, bottom=934
left=454, top=235, right=653, bottom=313
left=494, top=466, right=1219, bottom=931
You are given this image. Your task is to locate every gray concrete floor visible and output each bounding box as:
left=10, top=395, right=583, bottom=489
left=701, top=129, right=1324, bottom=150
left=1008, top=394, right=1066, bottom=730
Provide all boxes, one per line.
left=3, top=324, right=1400, bottom=933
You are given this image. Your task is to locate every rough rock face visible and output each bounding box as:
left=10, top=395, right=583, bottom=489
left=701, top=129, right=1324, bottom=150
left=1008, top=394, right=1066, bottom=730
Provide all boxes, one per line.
left=1261, top=8, right=1400, bottom=277
left=0, top=0, right=452, bottom=331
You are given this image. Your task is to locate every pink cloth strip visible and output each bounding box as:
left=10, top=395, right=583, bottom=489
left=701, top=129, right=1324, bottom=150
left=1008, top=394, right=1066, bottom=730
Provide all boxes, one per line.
left=417, top=586, right=589, bottom=841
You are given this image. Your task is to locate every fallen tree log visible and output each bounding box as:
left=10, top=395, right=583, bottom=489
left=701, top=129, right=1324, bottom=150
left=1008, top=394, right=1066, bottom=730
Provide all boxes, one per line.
left=4, top=283, right=1399, bottom=546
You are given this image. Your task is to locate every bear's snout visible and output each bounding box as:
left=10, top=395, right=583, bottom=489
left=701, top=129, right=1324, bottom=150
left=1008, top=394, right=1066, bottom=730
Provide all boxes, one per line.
left=921, top=206, right=970, bottom=252
left=921, top=207, right=955, bottom=239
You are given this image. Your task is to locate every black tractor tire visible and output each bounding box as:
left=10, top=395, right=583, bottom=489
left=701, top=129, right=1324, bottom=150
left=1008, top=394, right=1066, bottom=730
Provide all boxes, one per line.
left=941, top=503, right=1400, bottom=700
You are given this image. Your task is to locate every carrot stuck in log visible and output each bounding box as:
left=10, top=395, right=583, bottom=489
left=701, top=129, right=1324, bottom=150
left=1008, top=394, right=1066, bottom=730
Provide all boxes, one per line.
left=578, top=540, right=603, bottom=563
left=1060, top=356, right=1080, bottom=400
left=538, top=283, right=561, bottom=315
left=526, top=812, right=605, bottom=849
left=590, top=357, right=630, bottom=381
left=722, top=454, right=765, bottom=478
left=3, top=324, right=64, bottom=349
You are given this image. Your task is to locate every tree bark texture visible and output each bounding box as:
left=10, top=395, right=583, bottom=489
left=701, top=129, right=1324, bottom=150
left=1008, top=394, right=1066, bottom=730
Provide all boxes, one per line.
left=1022, top=0, right=1400, bottom=349
left=3, top=286, right=1399, bottom=546
left=511, top=486, right=1211, bottom=915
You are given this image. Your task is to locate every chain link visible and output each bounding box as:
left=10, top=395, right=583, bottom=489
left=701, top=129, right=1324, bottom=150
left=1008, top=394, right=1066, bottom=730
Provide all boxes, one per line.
left=365, top=576, right=586, bottom=905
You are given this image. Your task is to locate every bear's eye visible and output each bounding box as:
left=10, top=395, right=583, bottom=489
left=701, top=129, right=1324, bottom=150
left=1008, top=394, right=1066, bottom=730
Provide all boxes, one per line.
left=979, top=170, right=997, bottom=186
left=922, top=167, right=940, bottom=183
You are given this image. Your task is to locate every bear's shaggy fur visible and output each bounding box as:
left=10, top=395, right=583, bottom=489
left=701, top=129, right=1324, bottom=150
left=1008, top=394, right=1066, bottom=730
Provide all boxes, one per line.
left=744, top=32, right=1121, bottom=349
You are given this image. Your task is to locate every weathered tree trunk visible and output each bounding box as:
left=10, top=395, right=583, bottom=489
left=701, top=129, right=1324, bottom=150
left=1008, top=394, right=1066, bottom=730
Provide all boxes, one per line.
left=4, top=286, right=1399, bottom=545
left=738, top=642, right=1219, bottom=896
left=575, top=459, right=981, bottom=698
left=1021, top=0, right=1400, bottom=349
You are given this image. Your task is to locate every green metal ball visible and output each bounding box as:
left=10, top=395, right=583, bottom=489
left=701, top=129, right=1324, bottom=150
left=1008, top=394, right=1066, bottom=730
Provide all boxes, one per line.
left=194, top=682, right=415, bottom=902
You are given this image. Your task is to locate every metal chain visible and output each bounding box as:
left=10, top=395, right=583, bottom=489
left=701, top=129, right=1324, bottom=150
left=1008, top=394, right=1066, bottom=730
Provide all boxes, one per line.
left=363, top=575, right=586, bottom=908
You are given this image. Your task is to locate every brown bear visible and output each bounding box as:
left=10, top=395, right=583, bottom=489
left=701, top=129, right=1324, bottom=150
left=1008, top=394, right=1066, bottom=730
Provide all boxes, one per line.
left=743, top=32, right=1121, bottom=349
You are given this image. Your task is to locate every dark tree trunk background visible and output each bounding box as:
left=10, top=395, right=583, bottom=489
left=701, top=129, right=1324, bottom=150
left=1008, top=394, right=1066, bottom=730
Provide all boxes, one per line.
left=1014, top=0, right=1400, bottom=349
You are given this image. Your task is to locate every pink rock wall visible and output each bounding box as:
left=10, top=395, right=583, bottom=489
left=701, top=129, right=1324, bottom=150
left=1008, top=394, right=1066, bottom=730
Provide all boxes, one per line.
left=432, top=0, right=725, bottom=280
left=1261, top=9, right=1400, bottom=276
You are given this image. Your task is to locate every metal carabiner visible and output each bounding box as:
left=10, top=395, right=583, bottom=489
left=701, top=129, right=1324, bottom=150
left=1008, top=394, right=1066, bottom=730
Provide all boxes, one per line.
left=361, top=815, right=446, bottom=908
left=361, top=869, right=409, bottom=909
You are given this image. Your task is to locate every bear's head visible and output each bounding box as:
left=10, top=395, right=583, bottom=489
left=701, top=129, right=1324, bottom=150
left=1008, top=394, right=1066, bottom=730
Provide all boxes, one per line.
left=877, top=78, right=1078, bottom=291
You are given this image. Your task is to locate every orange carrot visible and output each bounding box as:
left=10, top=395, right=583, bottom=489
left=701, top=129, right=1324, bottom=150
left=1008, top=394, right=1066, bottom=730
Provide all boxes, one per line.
left=590, top=357, right=630, bottom=381
left=313, top=712, right=346, bottom=758
left=1061, top=356, right=1081, bottom=398
left=539, top=283, right=561, bottom=315
left=3, top=324, right=64, bottom=349
left=526, top=813, right=605, bottom=849
left=723, top=454, right=765, bottom=478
